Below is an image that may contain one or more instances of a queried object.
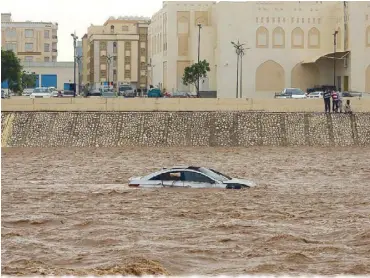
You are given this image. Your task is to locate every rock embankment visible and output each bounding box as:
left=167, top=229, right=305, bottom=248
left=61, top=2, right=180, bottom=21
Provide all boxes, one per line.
left=1, top=112, right=369, bottom=147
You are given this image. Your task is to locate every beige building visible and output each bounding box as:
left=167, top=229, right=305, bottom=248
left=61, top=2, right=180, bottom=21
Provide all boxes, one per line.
left=149, top=1, right=370, bottom=98
left=82, top=16, right=150, bottom=90
left=1, top=13, right=58, bottom=62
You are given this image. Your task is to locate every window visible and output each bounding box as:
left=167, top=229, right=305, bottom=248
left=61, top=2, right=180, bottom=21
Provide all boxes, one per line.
left=44, top=43, right=50, bottom=52
left=5, top=43, right=16, bottom=52
left=150, top=171, right=182, bottom=181
left=25, top=29, right=34, bottom=38
left=44, top=30, right=50, bottom=38
left=125, top=70, right=131, bottom=78
left=183, top=171, right=214, bottom=183
left=52, top=56, right=57, bottom=62
left=140, top=48, right=146, bottom=55
left=44, top=57, right=50, bottom=62
left=122, top=25, right=128, bottom=31
left=113, top=42, right=117, bottom=53
left=100, top=41, right=107, bottom=50
left=25, top=43, right=33, bottom=51
left=125, top=56, right=130, bottom=63
left=125, top=42, right=131, bottom=50
left=6, top=29, right=16, bottom=37
left=100, top=70, right=107, bottom=77
left=110, top=25, right=114, bottom=33
left=24, top=56, right=33, bottom=62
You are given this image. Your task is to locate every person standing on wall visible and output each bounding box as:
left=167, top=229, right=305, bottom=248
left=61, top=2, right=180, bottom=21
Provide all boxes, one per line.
left=323, top=89, right=331, bottom=113
left=337, top=90, right=343, bottom=113
left=331, top=90, right=339, bottom=112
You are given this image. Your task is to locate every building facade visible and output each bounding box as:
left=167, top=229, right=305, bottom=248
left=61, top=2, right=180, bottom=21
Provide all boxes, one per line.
left=82, top=16, right=150, bottom=90
left=1, top=13, right=58, bottom=62
left=149, top=1, right=370, bottom=98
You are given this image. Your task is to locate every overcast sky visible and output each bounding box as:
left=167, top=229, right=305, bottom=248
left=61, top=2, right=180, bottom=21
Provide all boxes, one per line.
left=3, top=0, right=170, bottom=61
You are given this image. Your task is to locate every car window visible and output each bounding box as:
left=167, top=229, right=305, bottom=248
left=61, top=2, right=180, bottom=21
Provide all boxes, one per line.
left=150, top=171, right=182, bottom=181
left=182, top=171, right=214, bottom=183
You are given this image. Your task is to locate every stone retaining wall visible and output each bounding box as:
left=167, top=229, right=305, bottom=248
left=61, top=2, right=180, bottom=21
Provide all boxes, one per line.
left=1, top=112, right=370, bottom=148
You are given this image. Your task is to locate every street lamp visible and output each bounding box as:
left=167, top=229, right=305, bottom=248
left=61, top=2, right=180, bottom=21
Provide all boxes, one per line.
left=75, top=55, right=83, bottom=94
left=231, top=40, right=247, bottom=98
left=71, top=32, right=78, bottom=96
left=104, top=54, right=113, bottom=88
left=197, top=23, right=202, bottom=98
left=333, top=30, right=339, bottom=90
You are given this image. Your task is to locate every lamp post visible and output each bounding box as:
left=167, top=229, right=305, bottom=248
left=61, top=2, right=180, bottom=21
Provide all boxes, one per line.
left=76, top=55, right=82, bottom=95
left=71, top=32, right=78, bottom=96
left=197, top=23, right=202, bottom=98
left=231, top=40, right=246, bottom=98
left=333, top=30, right=338, bottom=90
left=105, top=54, right=113, bottom=88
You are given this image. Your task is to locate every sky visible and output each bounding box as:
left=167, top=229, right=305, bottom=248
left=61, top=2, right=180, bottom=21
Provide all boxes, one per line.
left=2, top=0, right=170, bottom=61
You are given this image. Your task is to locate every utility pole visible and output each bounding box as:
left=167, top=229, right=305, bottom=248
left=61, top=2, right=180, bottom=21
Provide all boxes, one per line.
left=70, top=32, right=78, bottom=97
left=333, top=30, right=338, bottom=90
left=197, top=23, right=202, bottom=98
left=105, top=54, right=113, bottom=89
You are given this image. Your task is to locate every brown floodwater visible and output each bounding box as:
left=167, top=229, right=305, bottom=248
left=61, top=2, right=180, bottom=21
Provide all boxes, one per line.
left=1, top=146, right=370, bottom=276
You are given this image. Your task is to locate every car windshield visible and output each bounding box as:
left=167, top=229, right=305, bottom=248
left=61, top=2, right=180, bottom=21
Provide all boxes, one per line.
left=198, top=167, right=231, bottom=182
left=119, top=86, right=132, bottom=92
left=287, top=89, right=305, bottom=95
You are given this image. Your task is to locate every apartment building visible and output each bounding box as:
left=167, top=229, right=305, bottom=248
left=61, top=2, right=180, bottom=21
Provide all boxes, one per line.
left=82, top=16, right=150, bottom=90
left=149, top=1, right=370, bottom=98
left=1, top=13, right=58, bottom=62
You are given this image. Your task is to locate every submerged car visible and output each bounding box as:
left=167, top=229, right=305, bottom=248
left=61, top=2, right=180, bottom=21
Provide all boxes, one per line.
left=128, top=166, right=256, bottom=189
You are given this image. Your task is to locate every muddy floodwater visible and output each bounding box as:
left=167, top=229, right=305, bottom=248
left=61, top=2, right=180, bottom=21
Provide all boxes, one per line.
left=1, top=146, right=370, bottom=276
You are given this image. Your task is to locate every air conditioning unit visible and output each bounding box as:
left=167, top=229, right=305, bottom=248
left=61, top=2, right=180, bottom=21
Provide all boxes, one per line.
left=344, top=57, right=348, bottom=68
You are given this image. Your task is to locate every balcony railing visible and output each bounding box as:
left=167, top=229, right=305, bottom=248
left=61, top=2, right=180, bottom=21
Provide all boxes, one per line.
left=52, top=49, right=58, bottom=52
left=52, top=35, right=58, bottom=39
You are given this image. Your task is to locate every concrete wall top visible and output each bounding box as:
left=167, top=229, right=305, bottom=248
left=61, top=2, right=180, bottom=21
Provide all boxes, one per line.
left=2, top=97, right=370, bottom=112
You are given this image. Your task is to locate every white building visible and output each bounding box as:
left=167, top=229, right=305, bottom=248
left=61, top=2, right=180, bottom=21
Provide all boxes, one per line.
left=149, top=1, right=370, bottom=98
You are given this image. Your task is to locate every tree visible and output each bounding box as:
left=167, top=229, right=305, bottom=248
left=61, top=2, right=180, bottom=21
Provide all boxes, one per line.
left=2, top=50, right=22, bottom=93
left=182, top=59, right=210, bottom=98
left=21, top=71, right=37, bottom=89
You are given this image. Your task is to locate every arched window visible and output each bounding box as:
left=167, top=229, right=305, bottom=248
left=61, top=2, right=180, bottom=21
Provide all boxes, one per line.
left=110, top=25, right=114, bottom=33
left=256, top=26, right=269, bottom=48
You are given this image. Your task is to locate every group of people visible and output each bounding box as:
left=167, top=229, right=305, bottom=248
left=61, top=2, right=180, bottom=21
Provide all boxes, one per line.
left=323, top=90, right=352, bottom=114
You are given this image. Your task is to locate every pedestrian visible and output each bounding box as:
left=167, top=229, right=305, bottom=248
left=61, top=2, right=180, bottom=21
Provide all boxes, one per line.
left=344, top=99, right=352, bottom=114
left=323, top=89, right=331, bottom=113
left=331, top=90, right=338, bottom=112
left=337, top=90, right=343, bottom=113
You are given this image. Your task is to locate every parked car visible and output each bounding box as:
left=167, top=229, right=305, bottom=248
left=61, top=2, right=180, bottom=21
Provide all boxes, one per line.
left=307, top=91, right=323, bottom=99
left=102, top=90, right=116, bottom=98
left=88, top=90, right=102, bottom=97
left=275, top=88, right=307, bottom=99
left=62, top=90, right=75, bottom=97
left=171, top=91, right=192, bottom=98
left=128, top=166, right=256, bottom=189
left=29, top=87, right=52, bottom=98
left=1, top=89, right=6, bottom=99
left=22, top=88, right=34, bottom=96
left=119, top=84, right=135, bottom=97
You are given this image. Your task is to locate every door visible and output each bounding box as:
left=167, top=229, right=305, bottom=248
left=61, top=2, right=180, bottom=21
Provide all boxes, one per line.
left=343, top=76, right=349, bottom=91
left=181, top=171, right=216, bottom=188
left=337, top=76, right=342, bottom=91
